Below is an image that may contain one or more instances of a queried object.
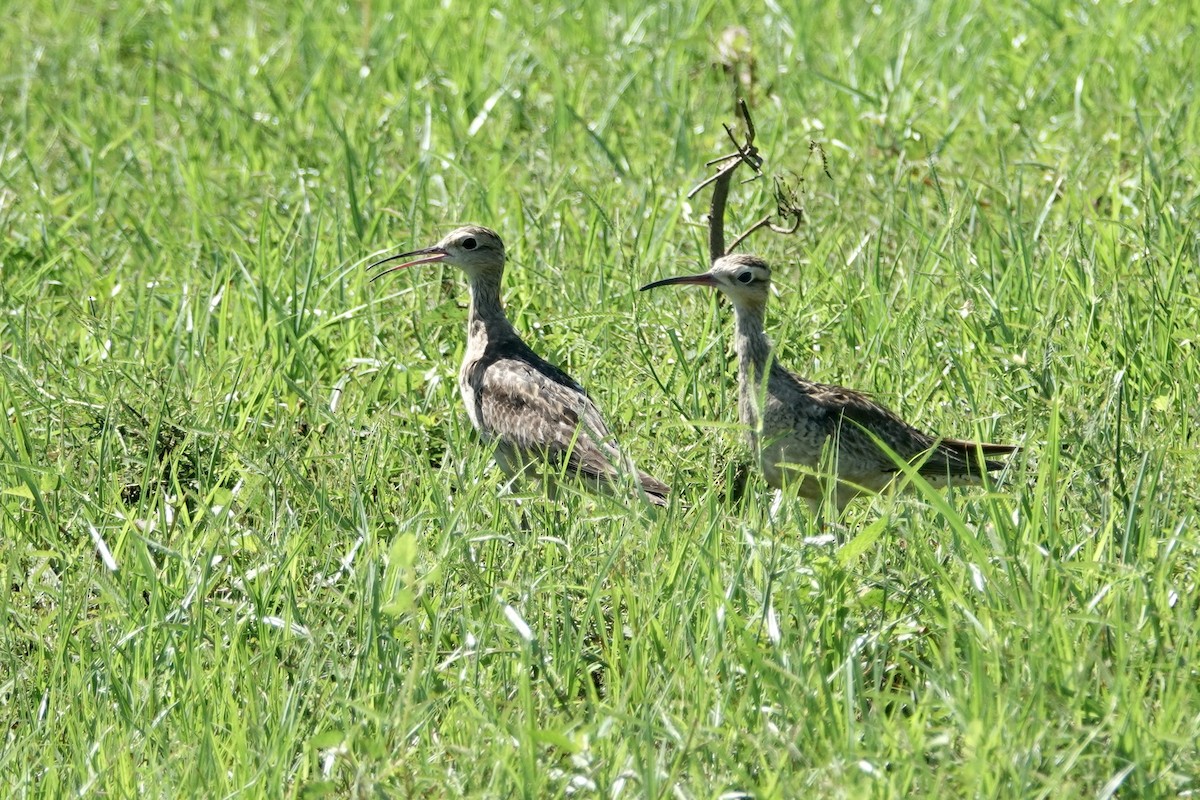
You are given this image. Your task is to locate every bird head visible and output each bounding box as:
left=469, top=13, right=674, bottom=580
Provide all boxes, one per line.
left=370, top=225, right=506, bottom=282
left=639, top=253, right=772, bottom=310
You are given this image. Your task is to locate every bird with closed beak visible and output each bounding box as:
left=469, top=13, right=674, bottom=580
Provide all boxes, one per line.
left=640, top=253, right=1017, bottom=512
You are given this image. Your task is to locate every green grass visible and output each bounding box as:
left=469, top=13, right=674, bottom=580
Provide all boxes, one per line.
left=2, top=1, right=1198, bottom=796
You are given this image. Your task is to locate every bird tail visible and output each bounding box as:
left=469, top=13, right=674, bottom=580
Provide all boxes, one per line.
left=940, top=437, right=1021, bottom=456
left=638, top=471, right=671, bottom=507
left=937, top=437, right=1020, bottom=473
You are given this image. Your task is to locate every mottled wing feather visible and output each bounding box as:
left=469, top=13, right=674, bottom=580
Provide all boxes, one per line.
left=479, top=359, right=614, bottom=472
left=476, top=346, right=669, bottom=503
left=797, top=376, right=1012, bottom=478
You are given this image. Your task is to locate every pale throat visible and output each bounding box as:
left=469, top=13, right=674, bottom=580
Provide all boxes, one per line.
left=732, top=302, right=772, bottom=379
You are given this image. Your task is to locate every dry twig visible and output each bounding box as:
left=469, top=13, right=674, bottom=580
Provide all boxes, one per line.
left=689, top=99, right=805, bottom=262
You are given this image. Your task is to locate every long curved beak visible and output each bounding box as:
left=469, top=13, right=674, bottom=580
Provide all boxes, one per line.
left=638, top=272, right=719, bottom=292
left=368, top=246, right=448, bottom=282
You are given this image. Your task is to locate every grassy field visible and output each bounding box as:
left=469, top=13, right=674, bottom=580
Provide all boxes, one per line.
left=2, top=0, right=1198, bottom=796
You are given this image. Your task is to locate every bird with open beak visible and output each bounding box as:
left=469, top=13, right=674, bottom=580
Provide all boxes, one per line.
left=371, top=226, right=670, bottom=507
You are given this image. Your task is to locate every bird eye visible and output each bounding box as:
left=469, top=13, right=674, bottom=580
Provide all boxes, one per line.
left=462, top=237, right=478, bottom=250
left=737, top=271, right=753, bottom=284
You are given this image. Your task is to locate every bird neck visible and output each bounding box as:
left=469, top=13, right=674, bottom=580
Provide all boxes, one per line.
left=732, top=302, right=772, bottom=380
left=466, top=272, right=517, bottom=341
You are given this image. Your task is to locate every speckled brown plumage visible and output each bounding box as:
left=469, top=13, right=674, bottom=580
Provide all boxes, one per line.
left=372, top=226, right=669, bottom=506
left=641, top=253, right=1017, bottom=511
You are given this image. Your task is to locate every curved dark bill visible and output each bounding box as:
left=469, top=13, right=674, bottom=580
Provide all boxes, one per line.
left=368, top=246, right=448, bottom=282
left=638, top=272, right=719, bottom=292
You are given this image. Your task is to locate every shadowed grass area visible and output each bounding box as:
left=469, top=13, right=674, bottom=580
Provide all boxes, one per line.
left=2, top=1, right=1197, bottom=796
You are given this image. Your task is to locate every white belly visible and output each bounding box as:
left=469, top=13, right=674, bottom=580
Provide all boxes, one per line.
left=458, top=369, right=482, bottom=430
